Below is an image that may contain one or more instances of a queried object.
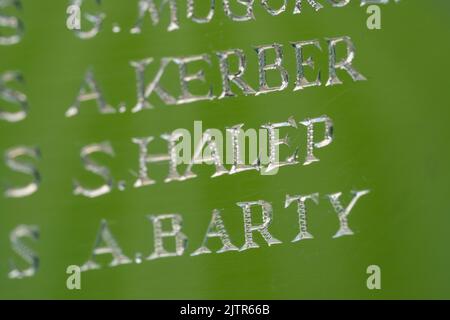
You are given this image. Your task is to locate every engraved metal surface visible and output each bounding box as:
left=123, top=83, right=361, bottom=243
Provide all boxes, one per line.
left=0, top=0, right=449, bottom=299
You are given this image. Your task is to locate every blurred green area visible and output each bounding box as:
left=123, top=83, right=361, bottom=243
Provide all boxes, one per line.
left=0, top=0, right=450, bottom=299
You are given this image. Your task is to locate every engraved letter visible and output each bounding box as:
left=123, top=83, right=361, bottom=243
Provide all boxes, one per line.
left=285, top=193, right=318, bottom=242
left=161, top=131, right=190, bottom=183
left=261, top=0, right=286, bottom=16
left=74, top=142, right=115, bottom=198
left=237, top=200, right=282, bottom=251
left=8, top=225, right=39, bottom=279
left=81, top=219, right=132, bottom=271
left=255, top=44, right=288, bottom=95
left=174, top=54, right=214, bottom=105
left=130, top=57, right=176, bottom=112
left=261, top=117, right=298, bottom=174
left=65, top=69, right=115, bottom=117
left=327, top=190, right=370, bottom=238
left=300, top=115, right=333, bottom=165
left=184, top=128, right=229, bottom=180
left=191, top=209, right=238, bottom=256
left=226, top=124, right=260, bottom=174
left=293, top=0, right=323, bottom=14
left=133, top=137, right=158, bottom=187
left=187, top=0, right=215, bottom=23
left=0, top=0, right=24, bottom=45
left=131, top=0, right=179, bottom=33
left=147, top=214, right=187, bottom=260
left=216, top=49, right=255, bottom=99
left=4, top=146, right=40, bottom=198
left=361, top=0, right=399, bottom=5
left=0, top=71, right=28, bottom=122
left=133, top=134, right=187, bottom=186
left=326, top=36, right=366, bottom=86
left=223, top=0, right=254, bottom=22
left=291, top=40, right=322, bottom=90
left=71, top=0, right=105, bottom=40
left=327, top=0, right=350, bottom=7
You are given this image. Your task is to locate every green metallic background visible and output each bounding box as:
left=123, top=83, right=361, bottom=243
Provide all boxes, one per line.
left=0, top=0, right=450, bottom=299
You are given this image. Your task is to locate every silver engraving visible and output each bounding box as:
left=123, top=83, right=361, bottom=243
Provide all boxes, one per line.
left=300, top=115, right=333, bottom=165
left=187, top=0, right=215, bottom=23
left=237, top=200, right=282, bottom=251
left=8, top=225, right=39, bottom=279
left=81, top=219, right=132, bottom=271
left=4, top=146, right=40, bottom=198
left=71, top=0, right=105, bottom=40
left=294, top=0, right=323, bottom=14
left=223, top=0, right=254, bottom=22
left=161, top=131, right=186, bottom=183
left=191, top=209, right=238, bottom=256
left=130, top=57, right=177, bottom=112
left=65, top=69, right=115, bottom=117
left=226, top=124, right=260, bottom=174
left=327, top=0, right=350, bottom=7
left=285, top=193, right=319, bottom=242
left=132, top=135, right=187, bottom=186
left=255, top=43, right=289, bottom=95
left=327, top=190, right=370, bottom=238
left=131, top=0, right=179, bottom=33
left=326, top=36, right=366, bottom=86
left=174, top=54, right=215, bottom=105
left=73, top=142, right=115, bottom=198
left=261, top=117, right=298, bottom=173
left=361, top=0, right=400, bottom=4
left=291, top=40, right=322, bottom=90
left=0, top=71, right=28, bottom=122
left=133, top=136, right=157, bottom=187
left=0, top=0, right=23, bottom=45
left=261, top=0, right=286, bottom=15
left=147, top=214, right=187, bottom=260
left=216, top=49, right=255, bottom=99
